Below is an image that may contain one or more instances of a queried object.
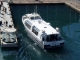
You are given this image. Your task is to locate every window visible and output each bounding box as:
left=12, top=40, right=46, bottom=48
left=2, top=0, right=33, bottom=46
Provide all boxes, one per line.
left=25, top=22, right=31, bottom=29
left=42, top=37, right=44, bottom=41
left=49, top=34, right=59, bottom=41
left=46, top=35, right=50, bottom=42
left=46, top=34, right=60, bottom=42
left=35, top=16, right=41, bottom=19
left=23, top=16, right=27, bottom=20
left=32, top=26, right=38, bottom=36
left=30, top=16, right=41, bottom=20
left=30, top=17, right=35, bottom=20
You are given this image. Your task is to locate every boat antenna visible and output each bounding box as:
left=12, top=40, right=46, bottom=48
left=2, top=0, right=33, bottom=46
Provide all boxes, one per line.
left=55, top=5, right=58, bottom=27
left=36, top=5, right=37, bottom=13
left=34, top=5, right=37, bottom=13
left=26, top=5, right=27, bottom=14
left=47, top=5, right=48, bottom=21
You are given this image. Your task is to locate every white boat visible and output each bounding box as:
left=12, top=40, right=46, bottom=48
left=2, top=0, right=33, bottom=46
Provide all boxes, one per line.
left=1, top=28, right=18, bottom=47
left=22, top=12, right=64, bottom=49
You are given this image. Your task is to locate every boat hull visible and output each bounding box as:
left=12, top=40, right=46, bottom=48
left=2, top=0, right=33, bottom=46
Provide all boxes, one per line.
left=24, top=26, right=44, bottom=49
left=24, top=26, right=64, bottom=49
left=22, top=14, right=64, bottom=49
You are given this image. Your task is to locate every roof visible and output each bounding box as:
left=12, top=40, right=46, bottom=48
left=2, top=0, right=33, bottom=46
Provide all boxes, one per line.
left=23, top=13, right=59, bottom=35
left=31, top=20, right=59, bottom=35
left=26, top=12, right=40, bottom=18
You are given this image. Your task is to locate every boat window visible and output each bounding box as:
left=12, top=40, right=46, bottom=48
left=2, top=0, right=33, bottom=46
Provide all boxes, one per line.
left=35, top=16, right=41, bottom=19
left=23, top=16, right=27, bottom=20
left=46, top=35, right=50, bottom=42
left=50, top=34, right=58, bottom=41
left=32, top=26, right=38, bottom=36
left=30, top=16, right=41, bottom=20
left=25, top=22, right=31, bottom=29
left=45, top=34, right=62, bottom=42
left=42, top=37, right=44, bottom=41
left=30, top=17, right=35, bottom=20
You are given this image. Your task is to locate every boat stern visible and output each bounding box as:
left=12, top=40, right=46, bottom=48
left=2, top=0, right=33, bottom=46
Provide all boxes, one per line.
left=43, top=40, right=64, bottom=49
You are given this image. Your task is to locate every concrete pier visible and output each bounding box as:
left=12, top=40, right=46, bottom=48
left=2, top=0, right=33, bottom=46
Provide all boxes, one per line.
left=0, top=2, right=18, bottom=48
left=65, top=1, right=80, bottom=12
left=0, top=2, right=14, bottom=29
left=0, top=2, right=14, bottom=40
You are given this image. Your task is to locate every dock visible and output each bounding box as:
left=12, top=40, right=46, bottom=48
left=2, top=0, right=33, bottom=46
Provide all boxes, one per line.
left=65, top=1, right=80, bottom=13
left=0, top=2, right=14, bottom=33
left=0, top=0, right=80, bottom=13
left=0, top=2, right=18, bottom=47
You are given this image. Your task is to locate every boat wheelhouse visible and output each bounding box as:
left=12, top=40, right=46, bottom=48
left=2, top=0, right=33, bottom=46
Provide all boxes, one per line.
left=22, top=12, right=64, bottom=49
left=1, top=28, right=18, bottom=47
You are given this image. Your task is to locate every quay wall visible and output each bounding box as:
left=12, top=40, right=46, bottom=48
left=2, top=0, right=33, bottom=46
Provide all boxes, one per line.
left=0, top=0, right=80, bottom=13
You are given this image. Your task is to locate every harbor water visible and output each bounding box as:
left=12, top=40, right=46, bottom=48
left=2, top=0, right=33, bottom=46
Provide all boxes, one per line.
left=0, top=4, right=80, bottom=60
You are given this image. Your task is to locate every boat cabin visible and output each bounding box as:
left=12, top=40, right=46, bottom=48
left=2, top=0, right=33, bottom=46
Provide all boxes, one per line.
left=23, top=14, right=63, bottom=42
left=22, top=13, right=42, bottom=21
left=22, top=13, right=64, bottom=49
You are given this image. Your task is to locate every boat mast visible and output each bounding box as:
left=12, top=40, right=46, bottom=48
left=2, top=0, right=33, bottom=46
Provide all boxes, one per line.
left=55, top=5, right=58, bottom=27
left=34, top=5, right=37, bottom=13
left=26, top=5, right=27, bottom=14
left=47, top=5, right=48, bottom=21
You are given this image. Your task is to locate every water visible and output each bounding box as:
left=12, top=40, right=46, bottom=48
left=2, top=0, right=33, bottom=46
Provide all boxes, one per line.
left=0, top=3, right=80, bottom=60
